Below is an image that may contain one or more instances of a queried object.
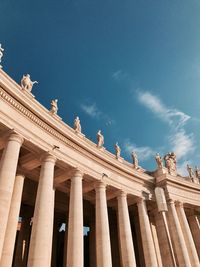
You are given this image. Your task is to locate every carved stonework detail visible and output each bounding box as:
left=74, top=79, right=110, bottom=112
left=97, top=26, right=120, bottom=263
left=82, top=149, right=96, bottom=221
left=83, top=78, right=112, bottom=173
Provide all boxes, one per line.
left=115, top=142, right=121, bottom=159
left=74, top=116, right=81, bottom=133
left=131, top=151, right=139, bottom=169
left=21, top=74, right=38, bottom=92
left=164, top=152, right=177, bottom=176
left=50, top=99, right=58, bottom=115
left=97, top=130, right=104, bottom=148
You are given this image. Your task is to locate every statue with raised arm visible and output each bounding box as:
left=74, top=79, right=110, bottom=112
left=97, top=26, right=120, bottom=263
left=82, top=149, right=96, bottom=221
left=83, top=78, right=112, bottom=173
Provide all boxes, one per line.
left=115, top=142, right=121, bottom=159
left=50, top=99, right=58, bottom=115
left=97, top=130, right=104, bottom=148
left=132, top=151, right=139, bottom=169
left=21, top=74, right=38, bottom=92
left=187, top=164, right=195, bottom=179
left=155, top=153, right=163, bottom=169
left=74, top=116, right=81, bottom=133
left=0, top=44, right=4, bottom=68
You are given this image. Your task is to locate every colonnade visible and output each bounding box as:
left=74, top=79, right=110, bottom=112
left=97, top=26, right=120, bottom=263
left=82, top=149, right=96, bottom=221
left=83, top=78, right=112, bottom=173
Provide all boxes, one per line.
left=0, top=132, right=200, bottom=267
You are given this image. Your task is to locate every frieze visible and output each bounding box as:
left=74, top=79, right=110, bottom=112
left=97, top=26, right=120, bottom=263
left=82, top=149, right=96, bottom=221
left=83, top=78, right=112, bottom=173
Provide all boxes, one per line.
left=0, top=86, right=153, bottom=186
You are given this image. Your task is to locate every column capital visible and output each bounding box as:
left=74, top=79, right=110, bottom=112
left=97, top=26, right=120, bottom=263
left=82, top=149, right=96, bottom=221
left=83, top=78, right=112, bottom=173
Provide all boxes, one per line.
left=168, top=199, right=175, bottom=205
left=175, top=201, right=184, bottom=208
left=117, top=190, right=127, bottom=199
left=8, top=132, right=24, bottom=145
left=95, top=181, right=107, bottom=191
left=136, top=197, right=145, bottom=205
left=71, top=168, right=84, bottom=178
left=40, top=152, right=57, bottom=164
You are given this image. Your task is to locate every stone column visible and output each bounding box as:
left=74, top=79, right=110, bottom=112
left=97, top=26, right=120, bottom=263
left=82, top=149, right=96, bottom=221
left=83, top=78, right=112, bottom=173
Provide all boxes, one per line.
left=117, top=191, right=136, bottom=267
left=0, top=174, right=25, bottom=267
left=0, top=132, right=23, bottom=259
left=89, top=219, right=96, bottom=267
left=13, top=215, right=32, bottom=267
left=167, top=200, right=191, bottom=267
left=176, top=202, right=200, bottom=267
left=27, top=153, right=56, bottom=267
left=66, top=170, right=83, bottom=267
left=188, top=215, right=200, bottom=258
left=137, top=198, right=158, bottom=267
left=95, top=182, right=112, bottom=267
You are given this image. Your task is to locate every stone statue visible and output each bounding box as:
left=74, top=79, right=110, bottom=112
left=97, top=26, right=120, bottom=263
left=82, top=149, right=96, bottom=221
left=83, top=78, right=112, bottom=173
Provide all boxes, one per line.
left=164, top=152, right=177, bottom=176
left=155, top=153, right=163, bottom=169
left=21, top=74, right=38, bottom=92
left=115, top=142, right=121, bottom=159
left=195, top=166, right=200, bottom=178
left=97, top=130, right=104, bottom=148
left=50, top=99, right=58, bottom=115
left=0, top=44, right=4, bottom=68
left=131, top=151, right=139, bottom=169
left=74, top=116, right=81, bottom=133
left=187, top=164, right=195, bottom=179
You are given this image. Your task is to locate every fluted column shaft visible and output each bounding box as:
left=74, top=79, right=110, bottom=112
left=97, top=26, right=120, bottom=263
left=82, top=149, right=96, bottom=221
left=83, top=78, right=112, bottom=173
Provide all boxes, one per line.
left=27, top=154, right=56, bottom=267
left=188, top=215, right=200, bottom=258
left=117, top=191, right=136, bottom=267
left=66, top=170, right=83, bottom=267
left=176, top=202, right=200, bottom=267
left=95, top=182, right=112, bottom=267
left=0, top=174, right=25, bottom=267
left=137, top=198, right=158, bottom=267
left=168, top=200, right=191, bottom=267
left=0, top=133, right=23, bottom=259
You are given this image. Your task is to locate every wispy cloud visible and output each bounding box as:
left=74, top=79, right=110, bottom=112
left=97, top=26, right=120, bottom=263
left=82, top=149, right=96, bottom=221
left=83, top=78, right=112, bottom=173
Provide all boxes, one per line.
left=124, top=139, right=156, bottom=161
left=177, top=160, right=192, bottom=176
left=80, top=102, right=115, bottom=126
left=112, top=70, right=128, bottom=81
left=169, top=130, right=194, bottom=159
left=136, top=90, right=195, bottom=162
left=137, top=91, right=190, bottom=128
left=80, top=103, right=101, bottom=119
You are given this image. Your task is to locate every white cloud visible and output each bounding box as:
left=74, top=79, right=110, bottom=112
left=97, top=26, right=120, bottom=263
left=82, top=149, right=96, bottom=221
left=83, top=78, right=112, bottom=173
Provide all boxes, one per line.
left=169, top=130, right=194, bottom=159
left=177, top=160, right=192, bottom=176
left=80, top=102, right=115, bottom=126
left=124, top=140, right=156, bottom=161
left=80, top=103, right=101, bottom=118
left=112, top=70, right=128, bottom=81
left=137, top=91, right=190, bottom=128
left=136, top=90, right=196, bottom=163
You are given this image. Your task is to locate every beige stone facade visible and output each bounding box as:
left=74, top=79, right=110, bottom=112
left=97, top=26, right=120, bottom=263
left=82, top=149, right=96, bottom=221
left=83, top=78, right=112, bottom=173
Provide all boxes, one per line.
left=0, top=68, right=200, bottom=266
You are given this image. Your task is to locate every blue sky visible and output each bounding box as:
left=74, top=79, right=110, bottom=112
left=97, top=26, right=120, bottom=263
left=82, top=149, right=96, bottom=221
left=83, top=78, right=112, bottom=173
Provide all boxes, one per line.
left=1, top=0, right=200, bottom=174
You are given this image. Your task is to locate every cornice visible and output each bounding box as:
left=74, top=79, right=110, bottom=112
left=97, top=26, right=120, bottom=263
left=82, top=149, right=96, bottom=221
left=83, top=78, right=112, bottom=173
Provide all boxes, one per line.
left=0, top=69, right=153, bottom=185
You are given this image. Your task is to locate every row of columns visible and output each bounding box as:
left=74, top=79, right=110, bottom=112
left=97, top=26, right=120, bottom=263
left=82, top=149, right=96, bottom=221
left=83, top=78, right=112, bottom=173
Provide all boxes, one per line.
left=0, top=132, right=200, bottom=267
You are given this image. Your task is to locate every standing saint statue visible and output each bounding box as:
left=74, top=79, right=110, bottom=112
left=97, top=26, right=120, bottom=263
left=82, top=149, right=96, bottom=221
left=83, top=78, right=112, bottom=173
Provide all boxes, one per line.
left=0, top=44, right=4, bottom=68
left=131, top=151, right=139, bottom=169
left=195, top=166, right=200, bottom=178
left=187, top=164, right=195, bottom=179
left=164, top=152, right=177, bottom=176
left=115, top=142, right=121, bottom=159
left=155, top=153, right=163, bottom=169
left=50, top=99, right=58, bottom=115
left=74, top=116, right=81, bottom=133
left=97, top=130, right=104, bottom=148
left=21, top=74, right=38, bottom=92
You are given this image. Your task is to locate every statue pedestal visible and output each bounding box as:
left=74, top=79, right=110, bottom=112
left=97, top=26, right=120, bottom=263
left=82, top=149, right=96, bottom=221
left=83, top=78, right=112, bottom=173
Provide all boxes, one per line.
left=97, top=146, right=106, bottom=152
left=154, top=168, right=168, bottom=183
left=75, top=132, right=85, bottom=138
left=117, top=157, right=124, bottom=163
left=21, top=89, right=35, bottom=99
left=49, top=113, right=62, bottom=121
